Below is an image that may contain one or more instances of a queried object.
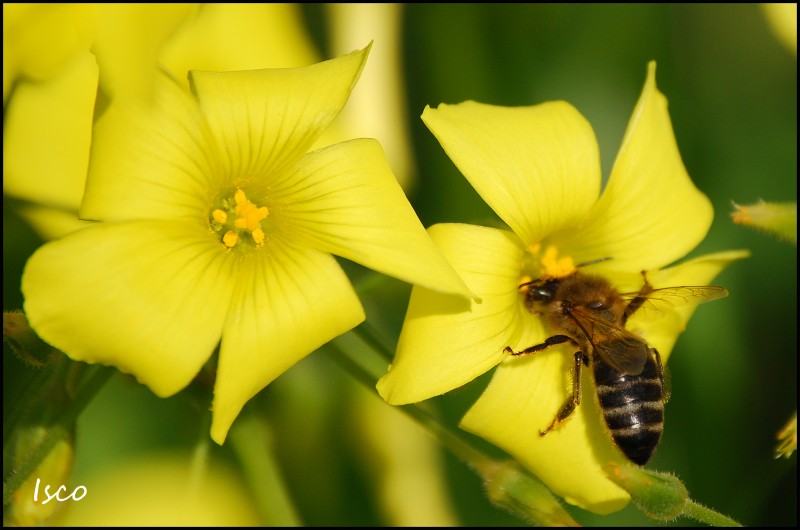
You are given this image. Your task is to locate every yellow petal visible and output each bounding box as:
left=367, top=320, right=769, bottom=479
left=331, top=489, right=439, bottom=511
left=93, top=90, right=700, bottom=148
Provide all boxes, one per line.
left=3, top=51, right=97, bottom=213
left=160, top=4, right=319, bottom=84
left=92, top=4, right=194, bottom=102
left=22, top=221, right=234, bottom=397
left=211, top=240, right=365, bottom=444
left=80, top=70, right=220, bottom=222
left=377, top=223, right=531, bottom=405
left=421, top=100, right=601, bottom=246
left=562, top=62, right=713, bottom=271
left=275, top=138, right=472, bottom=298
left=189, top=44, right=371, bottom=182
left=2, top=4, right=93, bottom=94
left=626, top=249, right=751, bottom=362
left=461, top=357, right=631, bottom=514
left=14, top=205, right=92, bottom=240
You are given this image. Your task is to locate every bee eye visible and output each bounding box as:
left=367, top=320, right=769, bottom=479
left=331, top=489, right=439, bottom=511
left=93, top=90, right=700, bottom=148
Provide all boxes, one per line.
left=531, top=288, right=552, bottom=302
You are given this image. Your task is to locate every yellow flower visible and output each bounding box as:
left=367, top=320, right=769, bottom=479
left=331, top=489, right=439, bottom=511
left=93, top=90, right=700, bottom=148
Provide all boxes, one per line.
left=2, top=4, right=193, bottom=103
left=377, top=62, right=749, bottom=514
left=4, top=5, right=319, bottom=241
left=3, top=4, right=195, bottom=239
left=22, top=45, right=471, bottom=445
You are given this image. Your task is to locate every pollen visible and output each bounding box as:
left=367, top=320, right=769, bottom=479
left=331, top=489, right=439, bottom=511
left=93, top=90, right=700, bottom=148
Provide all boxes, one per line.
left=252, top=227, right=266, bottom=245
left=210, top=188, right=270, bottom=248
left=539, top=245, right=575, bottom=278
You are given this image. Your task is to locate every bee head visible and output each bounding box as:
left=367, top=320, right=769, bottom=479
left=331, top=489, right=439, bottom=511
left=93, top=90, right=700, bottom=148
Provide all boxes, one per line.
left=522, top=277, right=561, bottom=307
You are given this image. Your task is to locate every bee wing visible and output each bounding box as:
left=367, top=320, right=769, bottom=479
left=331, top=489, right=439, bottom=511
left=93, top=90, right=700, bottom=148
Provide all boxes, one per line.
left=620, top=286, right=729, bottom=322
left=594, top=333, right=649, bottom=374
left=569, top=308, right=650, bottom=375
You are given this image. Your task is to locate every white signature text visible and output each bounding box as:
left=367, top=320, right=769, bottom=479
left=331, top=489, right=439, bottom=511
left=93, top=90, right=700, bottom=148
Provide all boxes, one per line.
left=33, top=478, right=87, bottom=504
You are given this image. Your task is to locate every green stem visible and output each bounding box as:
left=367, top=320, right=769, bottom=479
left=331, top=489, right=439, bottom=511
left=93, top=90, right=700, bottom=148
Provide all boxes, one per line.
left=2, top=356, right=66, bottom=446
left=331, top=323, right=494, bottom=470
left=327, top=323, right=579, bottom=526
left=326, top=345, right=490, bottom=482
left=2, top=364, right=114, bottom=506
left=185, top=410, right=213, bottom=502
left=682, top=499, right=742, bottom=527
left=351, top=321, right=396, bottom=362
left=228, top=412, right=302, bottom=526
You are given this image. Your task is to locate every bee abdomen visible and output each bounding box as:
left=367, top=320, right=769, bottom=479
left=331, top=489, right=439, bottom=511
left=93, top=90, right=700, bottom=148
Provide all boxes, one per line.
left=594, top=358, right=664, bottom=466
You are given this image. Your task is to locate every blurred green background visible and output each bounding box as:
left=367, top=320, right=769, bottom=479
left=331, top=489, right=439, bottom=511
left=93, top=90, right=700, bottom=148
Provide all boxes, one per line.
left=4, top=3, right=796, bottom=526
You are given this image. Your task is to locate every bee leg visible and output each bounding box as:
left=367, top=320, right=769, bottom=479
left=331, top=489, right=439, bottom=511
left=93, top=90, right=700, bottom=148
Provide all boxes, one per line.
left=540, top=351, right=583, bottom=436
left=504, top=334, right=575, bottom=356
left=652, top=347, right=670, bottom=402
left=622, top=270, right=655, bottom=325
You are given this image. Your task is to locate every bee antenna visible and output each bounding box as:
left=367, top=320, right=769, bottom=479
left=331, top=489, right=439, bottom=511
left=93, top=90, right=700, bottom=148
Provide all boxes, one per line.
left=576, top=257, right=612, bottom=269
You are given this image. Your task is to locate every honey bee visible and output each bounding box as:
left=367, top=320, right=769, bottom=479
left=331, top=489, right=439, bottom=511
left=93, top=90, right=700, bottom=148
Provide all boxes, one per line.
left=505, top=261, right=728, bottom=465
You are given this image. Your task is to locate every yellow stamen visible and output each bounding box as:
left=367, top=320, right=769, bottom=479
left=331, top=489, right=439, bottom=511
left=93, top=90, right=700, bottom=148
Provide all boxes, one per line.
left=223, top=230, right=238, bottom=248
left=234, top=200, right=269, bottom=230
left=540, top=245, right=575, bottom=278
left=211, top=188, right=270, bottom=248
left=212, top=209, right=228, bottom=224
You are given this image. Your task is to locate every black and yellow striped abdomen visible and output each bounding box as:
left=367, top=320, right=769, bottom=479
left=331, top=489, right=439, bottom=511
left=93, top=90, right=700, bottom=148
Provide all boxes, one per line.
left=593, top=351, right=664, bottom=465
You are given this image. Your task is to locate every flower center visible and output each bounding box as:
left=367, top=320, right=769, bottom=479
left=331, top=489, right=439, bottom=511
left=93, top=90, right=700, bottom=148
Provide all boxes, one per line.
left=209, top=188, right=270, bottom=248
left=538, top=245, right=575, bottom=277
left=521, top=243, right=576, bottom=284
